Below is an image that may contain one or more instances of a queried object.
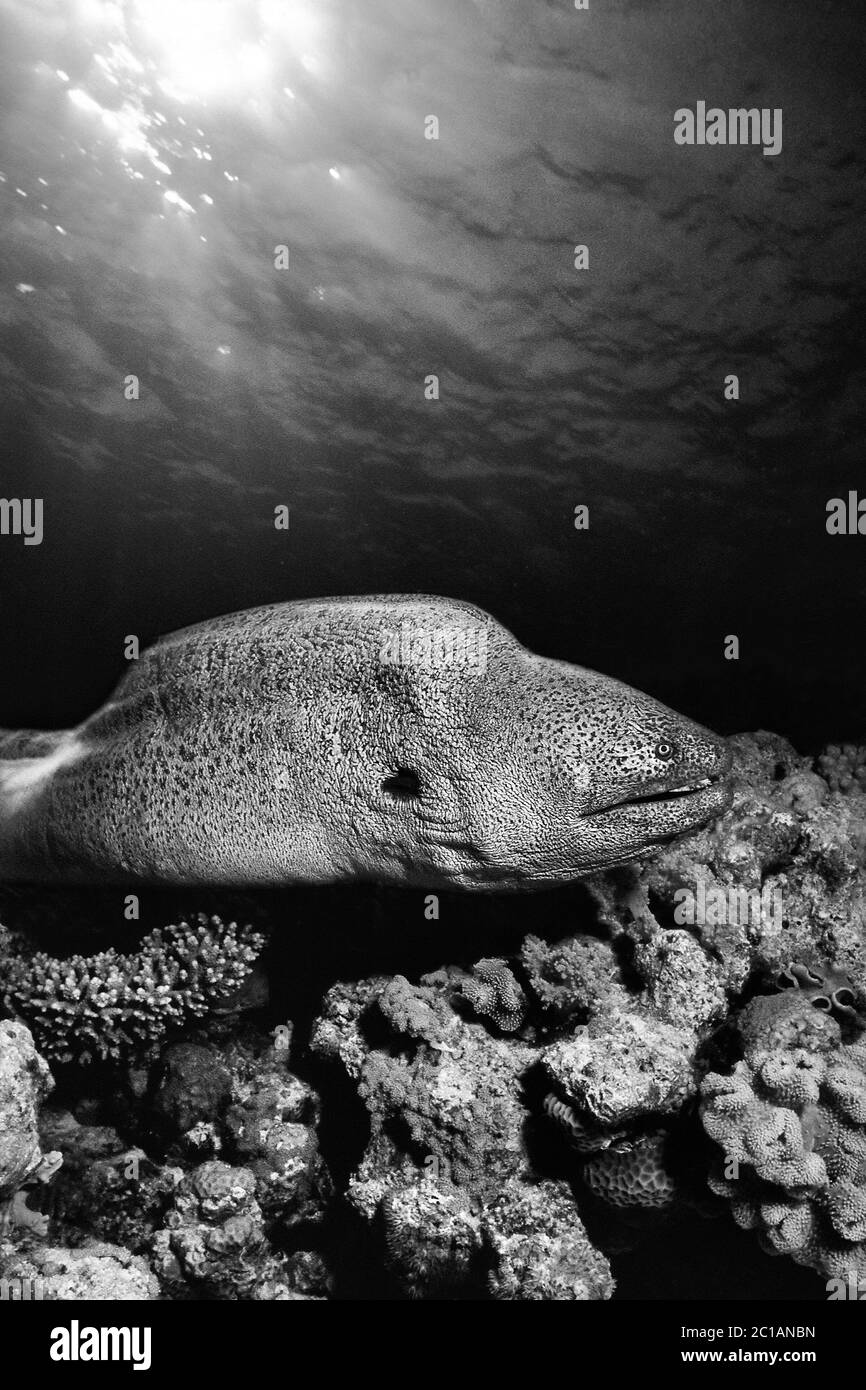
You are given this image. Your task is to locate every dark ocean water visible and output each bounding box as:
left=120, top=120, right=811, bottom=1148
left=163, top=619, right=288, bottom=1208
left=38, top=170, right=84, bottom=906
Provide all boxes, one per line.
left=0, top=0, right=863, bottom=747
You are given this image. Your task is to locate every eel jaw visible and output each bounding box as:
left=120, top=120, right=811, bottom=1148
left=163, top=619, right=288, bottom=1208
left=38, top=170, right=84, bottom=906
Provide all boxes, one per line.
left=598, top=773, right=722, bottom=817
left=577, top=770, right=733, bottom=867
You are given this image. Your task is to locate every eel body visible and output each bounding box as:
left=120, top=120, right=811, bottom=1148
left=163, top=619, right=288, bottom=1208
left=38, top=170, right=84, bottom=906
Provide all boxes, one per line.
left=0, top=595, right=731, bottom=888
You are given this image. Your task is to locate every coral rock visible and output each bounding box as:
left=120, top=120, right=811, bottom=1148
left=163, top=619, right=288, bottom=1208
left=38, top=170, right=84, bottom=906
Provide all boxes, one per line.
left=380, top=1178, right=483, bottom=1298
left=0, top=1020, right=55, bottom=1199
left=0, top=1237, right=159, bottom=1299
left=483, top=1180, right=614, bottom=1301
left=152, top=1042, right=232, bottom=1136
left=543, top=1011, right=695, bottom=1129
left=152, top=1159, right=280, bottom=1299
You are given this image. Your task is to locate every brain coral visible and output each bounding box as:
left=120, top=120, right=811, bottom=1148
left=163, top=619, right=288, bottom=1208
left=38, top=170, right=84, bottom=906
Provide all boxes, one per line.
left=582, top=1132, right=678, bottom=1210
left=701, top=992, right=866, bottom=1280
left=542, top=1091, right=629, bottom=1154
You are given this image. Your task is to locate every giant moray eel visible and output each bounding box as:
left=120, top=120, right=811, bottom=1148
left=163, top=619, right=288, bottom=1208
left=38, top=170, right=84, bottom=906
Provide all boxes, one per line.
left=0, top=595, right=732, bottom=888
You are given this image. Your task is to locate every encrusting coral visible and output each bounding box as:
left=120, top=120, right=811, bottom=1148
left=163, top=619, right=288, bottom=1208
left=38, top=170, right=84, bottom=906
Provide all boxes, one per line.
left=0, top=914, right=266, bottom=1064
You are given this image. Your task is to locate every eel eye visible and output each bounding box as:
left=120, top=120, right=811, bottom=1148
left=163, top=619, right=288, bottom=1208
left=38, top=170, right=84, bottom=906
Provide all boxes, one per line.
left=655, top=741, right=677, bottom=760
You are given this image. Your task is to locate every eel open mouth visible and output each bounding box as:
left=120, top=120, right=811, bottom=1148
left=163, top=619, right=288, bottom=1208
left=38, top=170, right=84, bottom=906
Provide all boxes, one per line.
left=585, top=768, right=733, bottom=854
left=599, top=773, right=720, bottom=816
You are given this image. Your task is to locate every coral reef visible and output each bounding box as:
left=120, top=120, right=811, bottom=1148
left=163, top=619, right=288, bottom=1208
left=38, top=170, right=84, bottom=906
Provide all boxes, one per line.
left=0, top=915, right=266, bottom=1064
left=0, top=729, right=863, bottom=1298
left=150, top=1159, right=278, bottom=1299
left=313, top=969, right=617, bottom=1297
left=308, top=732, right=866, bottom=1293
left=0, top=1237, right=160, bottom=1299
left=701, top=991, right=866, bottom=1280
left=0, top=1010, right=332, bottom=1298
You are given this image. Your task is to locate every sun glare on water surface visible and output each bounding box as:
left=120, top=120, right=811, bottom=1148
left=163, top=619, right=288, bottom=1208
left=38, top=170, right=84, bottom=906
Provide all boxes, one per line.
left=130, top=0, right=325, bottom=104
left=24, top=0, right=341, bottom=225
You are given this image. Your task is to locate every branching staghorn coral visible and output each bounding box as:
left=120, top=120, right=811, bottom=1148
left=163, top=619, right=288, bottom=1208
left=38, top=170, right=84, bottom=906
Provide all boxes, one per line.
left=0, top=914, right=266, bottom=1064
